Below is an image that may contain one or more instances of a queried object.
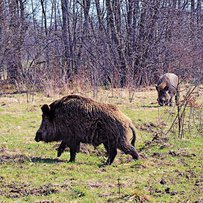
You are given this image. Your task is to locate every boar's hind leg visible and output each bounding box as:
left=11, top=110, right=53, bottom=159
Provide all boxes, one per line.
left=107, top=148, right=117, bottom=165
left=119, top=143, right=139, bottom=160
left=104, top=144, right=117, bottom=165
left=57, top=141, right=67, bottom=157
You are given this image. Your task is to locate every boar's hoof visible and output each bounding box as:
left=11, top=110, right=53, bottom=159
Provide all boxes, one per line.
left=105, top=161, right=112, bottom=165
left=68, top=159, right=75, bottom=163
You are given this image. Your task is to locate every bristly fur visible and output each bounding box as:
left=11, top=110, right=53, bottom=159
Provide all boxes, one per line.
left=35, top=95, right=139, bottom=165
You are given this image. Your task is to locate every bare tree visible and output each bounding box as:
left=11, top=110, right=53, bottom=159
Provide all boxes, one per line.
left=0, top=0, right=202, bottom=91
left=3, top=0, right=27, bottom=84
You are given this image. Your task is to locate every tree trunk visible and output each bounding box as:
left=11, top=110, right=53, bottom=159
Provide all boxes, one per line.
left=7, top=0, right=27, bottom=84
left=106, top=0, right=128, bottom=87
left=61, top=0, right=71, bottom=81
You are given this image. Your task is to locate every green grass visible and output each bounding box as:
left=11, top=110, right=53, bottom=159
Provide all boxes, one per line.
left=0, top=89, right=202, bottom=202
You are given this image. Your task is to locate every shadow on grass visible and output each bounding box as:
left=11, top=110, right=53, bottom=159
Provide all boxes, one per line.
left=31, top=156, right=65, bottom=164
left=31, top=156, right=102, bottom=166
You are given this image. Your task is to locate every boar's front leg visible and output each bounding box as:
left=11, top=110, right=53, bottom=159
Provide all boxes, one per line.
left=57, top=141, right=81, bottom=158
left=69, top=147, right=77, bottom=162
left=76, top=142, right=80, bottom=153
left=57, top=141, right=67, bottom=157
left=69, top=141, right=80, bottom=162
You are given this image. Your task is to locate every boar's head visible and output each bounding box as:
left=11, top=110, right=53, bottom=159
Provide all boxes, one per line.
left=156, top=83, right=170, bottom=106
left=35, top=104, right=60, bottom=143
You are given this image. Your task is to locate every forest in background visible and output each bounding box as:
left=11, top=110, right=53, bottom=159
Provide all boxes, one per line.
left=0, top=0, right=203, bottom=93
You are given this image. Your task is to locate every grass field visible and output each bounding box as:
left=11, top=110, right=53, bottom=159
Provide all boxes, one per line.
left=0, top=87, right=203, bottom=203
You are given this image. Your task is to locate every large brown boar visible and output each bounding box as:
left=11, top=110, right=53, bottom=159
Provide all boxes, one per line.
left=35, top=95, right=139, bottom=165
left=156, top=73, right=179, bottom=106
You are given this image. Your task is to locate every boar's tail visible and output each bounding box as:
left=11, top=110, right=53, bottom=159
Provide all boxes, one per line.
left=129, top=124, right=136, bottom=146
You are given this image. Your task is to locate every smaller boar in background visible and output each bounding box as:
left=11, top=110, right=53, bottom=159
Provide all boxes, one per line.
left=156, top=73, right=179, bottom=106
left=35, top=95, right=139, bottom=165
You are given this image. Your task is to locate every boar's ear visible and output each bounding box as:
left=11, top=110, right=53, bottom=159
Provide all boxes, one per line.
left=155, top=85, right=158, bottom=91
left=41, top=104, right=50, bottom=116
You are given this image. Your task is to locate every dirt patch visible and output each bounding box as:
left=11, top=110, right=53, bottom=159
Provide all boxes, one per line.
left=87, top=180, right=115, bottom=190
left=139, top=134, right=170, bottom=152
left=5, top=183, right=58, bottom=198
left=35, top=201, right=55, bottom=203
left=138, top=122, right=166, bottom=133
left=0, top=146, right=7, bottom=153
left=0, top=154, right=28, bottom=164
left=108, top=190, right=152, bottom=203
left=0, top=182, right=70, bottom=198
left=168, top=149, right=196, bottom=157
left=0, top=152, right=29, bottom=164
left=79, top=144, right=97, bottom=155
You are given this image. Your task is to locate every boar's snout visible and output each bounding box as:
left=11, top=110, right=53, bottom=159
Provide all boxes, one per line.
left=158, top=98, right=164, bottom=106
left=158, top=97, right=168, bottom=106
left=159, top=99, right=165, bottom=106
left=35, top=130, right=42, bottom=142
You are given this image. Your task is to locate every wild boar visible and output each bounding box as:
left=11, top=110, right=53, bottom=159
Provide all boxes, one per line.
left=35, top=95, right=139, bottom=165
left=156, top=73, right=179, bottom=106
